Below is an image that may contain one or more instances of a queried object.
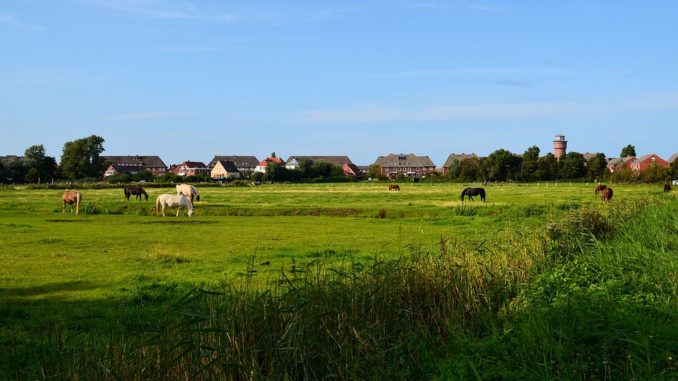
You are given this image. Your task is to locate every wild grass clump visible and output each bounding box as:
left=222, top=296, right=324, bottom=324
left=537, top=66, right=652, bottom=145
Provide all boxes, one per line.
left=438, top=197, right=678, bottom=380
left=452, top=204, right=477, bottom=216
left=9, top=227, right=541, bottom=380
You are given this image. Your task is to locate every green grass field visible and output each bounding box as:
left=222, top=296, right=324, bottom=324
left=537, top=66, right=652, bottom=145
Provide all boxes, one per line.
left=1, top=182, right=675, bottom=379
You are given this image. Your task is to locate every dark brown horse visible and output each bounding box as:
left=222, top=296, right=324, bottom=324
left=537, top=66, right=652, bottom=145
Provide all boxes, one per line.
left=594, top=184, right=607, bottom=195
left=664, top=183, right=672, bottom=192
left=124, top=185, right=148, bottom=201
left=460, top=187, right=486, bottom=202
left=62, top=190, right=82, bottom=215
left=601, top=187, right=613, bottom=203
left=388, top=184, right=400, bottom=191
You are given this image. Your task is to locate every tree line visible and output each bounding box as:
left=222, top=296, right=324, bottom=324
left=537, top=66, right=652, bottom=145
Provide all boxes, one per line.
left=1, top=137, right=676, bottom=184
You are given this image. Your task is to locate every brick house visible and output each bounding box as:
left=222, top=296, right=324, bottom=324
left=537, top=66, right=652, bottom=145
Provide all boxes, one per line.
left=101, top=155, right=167, bottom=177
left=254, top=157, right=286, bottom=173
left=373, top=153, right=436, bottom=178
left=606, top=156, right=636, bottom=173
left=630, top=154, right=669, bottom=172
left=342, top=163, right=362, bottom=177
left=170, top=161, right=210, bottom=177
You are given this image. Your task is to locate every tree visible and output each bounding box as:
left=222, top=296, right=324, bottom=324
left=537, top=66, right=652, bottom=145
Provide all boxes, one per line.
left=620, top=144, right=636, bottom=158
left=519, top=146, right=540, bottom=181
left=559, top=152, right=587, bottom=179
left=458, top=157, right=481, bottom=182
left=586, top=153, right=608, bottom=181
left=60, top=135, right=106, bottom=180
left=23, top=144, right=57, bottom=182
left=482, top=149, right=521, bottom=181
left=536, top=153, right=559, bottom=180
left=367, top=164, right=383, bottom=180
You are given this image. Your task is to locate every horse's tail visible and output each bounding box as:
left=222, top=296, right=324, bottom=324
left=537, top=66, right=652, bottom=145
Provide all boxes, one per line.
left=155, top=196, right=160, bottom=214
left=75, top=192, right=81, bottom=215
left=193, top=186, right=200, bottom=201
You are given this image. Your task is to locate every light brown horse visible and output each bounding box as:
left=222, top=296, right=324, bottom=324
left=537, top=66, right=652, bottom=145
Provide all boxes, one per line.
left=176, top=183, right=200, bottom=202
left=388, top=184, right=400, bottom=191
left=62, top=190, right=82, bottom=215
left=594, top=184, right=607, bottom=195
left=601, top=187, right=613, bottom=203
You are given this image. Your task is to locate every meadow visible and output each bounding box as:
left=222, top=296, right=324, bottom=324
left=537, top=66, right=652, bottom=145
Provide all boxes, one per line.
left=1, top=182, right=676, bottom=379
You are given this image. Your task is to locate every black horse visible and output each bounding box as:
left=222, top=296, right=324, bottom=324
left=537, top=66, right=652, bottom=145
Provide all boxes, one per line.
left=124, top=185, right=148, bottom=201
left=460, top=187, right=486, bottom=202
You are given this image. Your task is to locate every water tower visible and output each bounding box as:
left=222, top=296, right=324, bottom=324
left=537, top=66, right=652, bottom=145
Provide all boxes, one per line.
left=553, top=134, right=567, bottom=161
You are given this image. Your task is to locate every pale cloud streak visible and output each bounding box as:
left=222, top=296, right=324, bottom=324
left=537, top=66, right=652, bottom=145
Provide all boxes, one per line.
left=112, top=111, right=195, bottom=121
left=76, top=0, right=236, bottom=22
left=295, top=95, right=678, bottom=125
left=0, top=13, right=42, bottom=32
left=469, top=5, right=509, bottom=12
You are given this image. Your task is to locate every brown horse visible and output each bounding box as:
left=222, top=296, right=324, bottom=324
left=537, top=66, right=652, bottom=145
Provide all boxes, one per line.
left=62, top=190, right=82, bottom=215
left=124, top=185, right=148, bottom=201
left=664, top=183, right=672, bottom=192
left=601, top=187, right=613, bottom=203
left=388, top=184, right=400, bottom=191
left=594, top=184, right=607, bottom=195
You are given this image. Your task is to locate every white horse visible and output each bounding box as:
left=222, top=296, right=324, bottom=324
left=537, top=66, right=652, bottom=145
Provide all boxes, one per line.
left=176, top=183, right=200, bottom=202
left=156, top=194, right=194, bottom=217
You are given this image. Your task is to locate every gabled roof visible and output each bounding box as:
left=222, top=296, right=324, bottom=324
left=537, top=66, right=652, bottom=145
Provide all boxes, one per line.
left=581, top=152, right=602, bottom=161
left=102, top=155, right=167, bottom=168
left=633, top=154, right=667, bottom=165
left=214, top=160, right=239, bottom=172
left=668, top=153, right=678, bottom=164
left=257, top=157, right=285, bottom=166
left=179, top=161, right=208, bottom=168
left=443, top=153, right=478, bottom=168
left=286, top=156, right=354, bottom=166
left=208, top=155, right=259, bottom=168
left=374, top=154, right=436, bottom=168
left=343, top=163, right=362, bottom=175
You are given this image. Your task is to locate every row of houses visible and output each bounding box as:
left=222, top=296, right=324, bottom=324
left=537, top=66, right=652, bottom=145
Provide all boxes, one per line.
left=102, top=152, right=678, bottom=180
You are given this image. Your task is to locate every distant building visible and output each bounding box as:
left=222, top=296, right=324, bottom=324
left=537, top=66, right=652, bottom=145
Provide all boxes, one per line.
left=606, top=156, right=636, bottom=173
left=342, top=163, right=362, bottom=177
left=207, top=155, right=259, bottom=173
left=553, top=134, right=567, bottom=161
left=441, top=153, right=478, bottom=176
left=101, top=155, right=167, bottom=177
left=170, top=161, right=209, bottom=177
left=630, top=154, right=669, bottom=172
left=254, top=157, right=286, bottom=173
left=667, top=153, right=678, bottom=164
left=211, top=160, right=241, bottom=179
left=373, top=153, right=436, bottom=178
left=285, top=155, right=354, bottom=170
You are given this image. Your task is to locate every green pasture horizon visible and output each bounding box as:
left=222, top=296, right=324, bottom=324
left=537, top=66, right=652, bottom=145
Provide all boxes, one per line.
left=0, top=182, right=668, bottom=303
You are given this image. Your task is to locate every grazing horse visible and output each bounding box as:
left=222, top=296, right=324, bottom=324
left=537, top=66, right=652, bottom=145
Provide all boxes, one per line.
left=664, top=183, right=672, bottom=192
left=62, top=190, right=82, bottom=215
left=156, top=194, right=194, bottom=217
left=460, top=187, right=486, bottom=202
left=594, top=184, right=608, bottom=195
left=124, top=185, right=148, bottom=201
left=601, top=187, right=613, bottom=203
left=176, top=183, right=200, bottom=202
left=388, top=184, right=400, bottom=191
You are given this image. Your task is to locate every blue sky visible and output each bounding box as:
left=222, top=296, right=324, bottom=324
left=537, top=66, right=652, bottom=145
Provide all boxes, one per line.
left=1, top=1, right=677, bottom=166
